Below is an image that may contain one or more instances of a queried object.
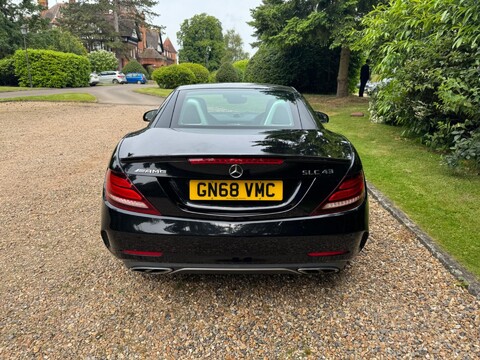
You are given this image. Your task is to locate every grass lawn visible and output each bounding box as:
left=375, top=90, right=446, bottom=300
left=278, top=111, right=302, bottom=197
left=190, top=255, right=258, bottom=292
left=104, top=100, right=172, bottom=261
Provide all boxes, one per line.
left=0, top=93, right=96, bottom=103
left=134, top=87, right=173, bottom=97
left=0, top=86, right=35, bottom=92
left=305, top=94, right=480, bottom=278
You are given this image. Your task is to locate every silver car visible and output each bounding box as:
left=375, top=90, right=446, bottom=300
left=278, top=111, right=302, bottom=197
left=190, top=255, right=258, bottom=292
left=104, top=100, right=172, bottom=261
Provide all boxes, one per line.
left=98, top=71, right=127, bottom=84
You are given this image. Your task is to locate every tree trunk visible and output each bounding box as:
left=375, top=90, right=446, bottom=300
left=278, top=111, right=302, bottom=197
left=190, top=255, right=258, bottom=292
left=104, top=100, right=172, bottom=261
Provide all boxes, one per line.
left=336, top=46, right=350, bottom=97
left=113, top=0, right=122, bottom=69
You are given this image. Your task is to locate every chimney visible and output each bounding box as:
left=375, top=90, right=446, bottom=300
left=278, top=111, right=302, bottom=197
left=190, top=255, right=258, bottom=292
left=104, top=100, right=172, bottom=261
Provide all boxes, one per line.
left=38, top=0, right=48, bottom=8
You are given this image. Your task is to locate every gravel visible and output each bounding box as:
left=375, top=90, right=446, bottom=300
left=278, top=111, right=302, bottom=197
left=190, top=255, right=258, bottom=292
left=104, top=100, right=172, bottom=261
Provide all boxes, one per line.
left=0, top=102, right=479, bottom=359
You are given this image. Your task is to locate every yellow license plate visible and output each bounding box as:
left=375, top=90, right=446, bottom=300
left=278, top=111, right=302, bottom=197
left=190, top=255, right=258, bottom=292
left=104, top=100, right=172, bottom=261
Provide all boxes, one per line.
left=190, top=180, right=283, bottom=201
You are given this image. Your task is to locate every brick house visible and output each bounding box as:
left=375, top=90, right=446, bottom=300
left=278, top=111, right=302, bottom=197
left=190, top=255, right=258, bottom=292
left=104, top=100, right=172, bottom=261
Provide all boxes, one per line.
left=38, top=0, right=177, bottom=69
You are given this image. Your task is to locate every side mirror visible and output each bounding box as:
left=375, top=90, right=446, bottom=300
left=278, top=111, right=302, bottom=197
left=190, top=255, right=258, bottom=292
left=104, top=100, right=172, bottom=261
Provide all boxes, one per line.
left=316, top=111, right=329, bottom=123
left=143, top=109, right=157, bottom=122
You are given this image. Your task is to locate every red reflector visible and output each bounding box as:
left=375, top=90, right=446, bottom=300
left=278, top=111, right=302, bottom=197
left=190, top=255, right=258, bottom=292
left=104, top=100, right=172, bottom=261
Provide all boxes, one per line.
left=105, top=169, right=161, bottom=215
left=308, top=251, right=348, bottom=257
left=189, top=158, right=284, bottom=165
left=122, top=250, right=163, bottom=257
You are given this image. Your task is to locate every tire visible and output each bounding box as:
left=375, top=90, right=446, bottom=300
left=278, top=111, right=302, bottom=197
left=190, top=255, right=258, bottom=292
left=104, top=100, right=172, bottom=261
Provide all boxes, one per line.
left=112, top=79, right=119, bottom=84
left=137, top=81, right=142, bottom=84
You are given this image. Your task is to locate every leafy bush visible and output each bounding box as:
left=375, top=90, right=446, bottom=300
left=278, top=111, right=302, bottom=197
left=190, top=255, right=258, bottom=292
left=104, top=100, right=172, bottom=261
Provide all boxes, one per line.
left=88, top=50, right=118, bottom=72
left=13, top=49, right=90, bottom=88
left=0, top=57, right=18, bottom=86
left=122, top=59, right=149, bottom=79
left=361, top=0, right=480, bottom=171
left=151, top=65, right=196, bottom=88
left=177, top=63, right=209, bottom=84
left=245, top=44, right=340, bottom=93
left=208, top=71, right=217, bottom=83
left=233, top=59, right=248, bottom=81
left=215, top=62, right=240, bottom=83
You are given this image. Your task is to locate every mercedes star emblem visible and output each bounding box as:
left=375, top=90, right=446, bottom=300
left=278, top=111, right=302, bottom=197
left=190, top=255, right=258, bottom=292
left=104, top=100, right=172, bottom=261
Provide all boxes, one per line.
left=229, top=164, right=243, bottom=179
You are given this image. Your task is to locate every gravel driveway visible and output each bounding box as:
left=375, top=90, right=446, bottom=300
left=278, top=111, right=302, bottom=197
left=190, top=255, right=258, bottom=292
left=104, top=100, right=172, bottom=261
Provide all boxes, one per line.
left=1, top=102, right=479, bottom=358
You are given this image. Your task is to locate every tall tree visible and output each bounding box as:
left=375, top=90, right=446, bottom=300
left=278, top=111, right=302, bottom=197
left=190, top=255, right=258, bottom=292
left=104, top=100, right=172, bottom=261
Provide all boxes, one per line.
left=223, top=29, right=249, bottom=62
left=0, top=0, right=47, bottom=58
left=29, top=28, right=87, bottom=55
left=177, top=13, right=225, bottom=71
left=250, top=0, right=382, bottom=97
left=59, top=1, right=121, bottom=52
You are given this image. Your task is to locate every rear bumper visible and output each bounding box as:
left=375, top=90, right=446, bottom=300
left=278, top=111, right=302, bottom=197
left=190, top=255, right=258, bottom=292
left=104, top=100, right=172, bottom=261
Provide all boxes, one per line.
left=101, top=200, right=368, bottom=272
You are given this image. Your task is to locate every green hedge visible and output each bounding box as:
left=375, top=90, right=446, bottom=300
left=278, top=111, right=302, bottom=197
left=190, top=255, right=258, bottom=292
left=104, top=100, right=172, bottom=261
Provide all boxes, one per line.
left=0, top=57, right=18, bottom=86
left=122, top=59, right=149, bottom=79
left=178, top=63, right=210, bottom=84
left=245, top=44, right=342, bottom=93
left=233, top=59, right=248, bottom=82
left=13, top=49, right=90, bottom=88
left=152, top=65, right=196, bottom=88
left=215, top=62, right=240, bottom=83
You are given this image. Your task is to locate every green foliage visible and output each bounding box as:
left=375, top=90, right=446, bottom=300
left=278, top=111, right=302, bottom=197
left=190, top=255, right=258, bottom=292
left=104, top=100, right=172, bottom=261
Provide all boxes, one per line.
left=28, top=28, right=87, bottom=55
left=0, top=0, right=48, bottom=58
left=360, top=0, right=480, bottom=171
left=87, top=50, right=118, bottom=73
left=0, top=57, right=18, bottom=86
left=223, top=29, right=249, bottom=62
left=177, top=13, right=225, bottom=71
left=233, top=59, right=248, bottom=81
left=245, top=44, right=339, bottom=93
left=307, top=95, right=480, bottom=276
left=178, top=63, right=210, bottom=84
left=249, top=0, right=383, bottom=96
left=215, top=62, right=240, bottom=83
left=13, top=49, right=90, bottom=88
left=152, top=65, right=196, bottom=88
left=122, top=59, right=149, bottom=79
left=208, top=71, right=217, bottom=83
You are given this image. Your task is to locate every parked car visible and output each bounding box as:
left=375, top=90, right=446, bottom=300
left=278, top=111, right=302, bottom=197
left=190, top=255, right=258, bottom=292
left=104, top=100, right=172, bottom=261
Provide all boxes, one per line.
left=125, top=72, right=147, bottom=84
left=101, top=83, right=369, bottom=275
left=89, top=73, right=99, bottom=86
left=98, top=71, right=126, bottom=84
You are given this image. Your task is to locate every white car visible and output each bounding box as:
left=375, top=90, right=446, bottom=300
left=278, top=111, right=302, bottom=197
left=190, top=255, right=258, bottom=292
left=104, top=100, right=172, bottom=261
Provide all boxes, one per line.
left=98, top=71, right=127, bottom=84
left=89, top=73, right=100, bottom=86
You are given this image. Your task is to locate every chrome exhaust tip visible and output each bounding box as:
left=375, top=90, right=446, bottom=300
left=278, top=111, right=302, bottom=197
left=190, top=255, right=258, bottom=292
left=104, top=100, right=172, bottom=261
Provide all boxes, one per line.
left=297, top=267, right=339, bottom=275
left=130, top=267, right=173, bottom=274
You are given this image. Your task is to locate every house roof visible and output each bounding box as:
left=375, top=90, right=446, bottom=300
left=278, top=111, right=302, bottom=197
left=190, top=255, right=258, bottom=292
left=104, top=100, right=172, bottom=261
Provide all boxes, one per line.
left=138, top=48, right=163, bottom=59
left=163, top=38, right=177, bottom=53
left=41, top=3, right=65, bottom=24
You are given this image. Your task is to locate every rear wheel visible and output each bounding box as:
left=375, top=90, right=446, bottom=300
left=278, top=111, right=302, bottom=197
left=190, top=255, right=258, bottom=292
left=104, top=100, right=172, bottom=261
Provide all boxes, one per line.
left=112, top=79, right=119, bottom=84
left=137, top=80, right=142, bottom=84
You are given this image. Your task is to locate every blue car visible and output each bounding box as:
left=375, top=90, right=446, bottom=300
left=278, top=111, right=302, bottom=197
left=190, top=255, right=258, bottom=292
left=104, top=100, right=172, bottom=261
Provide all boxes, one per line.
left=125, top=72, right=147, bottom=84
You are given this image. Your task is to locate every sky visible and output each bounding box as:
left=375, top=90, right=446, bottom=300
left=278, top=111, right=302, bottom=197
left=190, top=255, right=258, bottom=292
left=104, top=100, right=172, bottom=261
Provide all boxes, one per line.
left=152, top=0, right=263, bottom=56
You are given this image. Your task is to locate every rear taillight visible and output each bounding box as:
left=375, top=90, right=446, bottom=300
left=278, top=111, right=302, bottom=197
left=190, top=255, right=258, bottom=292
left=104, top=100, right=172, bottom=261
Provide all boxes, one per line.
left=311, top=172, right=365, bottom=215
left=105, top=169, right=160, bottom=215
left=189, top=158, right=284, bottom=165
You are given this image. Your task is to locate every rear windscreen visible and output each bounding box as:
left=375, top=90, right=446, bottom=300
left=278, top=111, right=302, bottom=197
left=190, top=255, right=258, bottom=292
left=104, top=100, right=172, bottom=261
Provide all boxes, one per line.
left=171, top=89, right=302, bottom=129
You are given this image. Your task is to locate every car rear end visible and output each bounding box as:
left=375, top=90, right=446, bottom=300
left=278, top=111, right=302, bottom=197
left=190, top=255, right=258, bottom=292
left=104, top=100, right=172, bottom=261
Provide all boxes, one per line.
left=100, top=85, right=368, bottom=274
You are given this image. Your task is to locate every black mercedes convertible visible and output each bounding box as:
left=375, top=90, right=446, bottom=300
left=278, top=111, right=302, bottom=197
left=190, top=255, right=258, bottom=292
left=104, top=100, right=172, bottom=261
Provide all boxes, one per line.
left=101, top=83, right=369, bottom=274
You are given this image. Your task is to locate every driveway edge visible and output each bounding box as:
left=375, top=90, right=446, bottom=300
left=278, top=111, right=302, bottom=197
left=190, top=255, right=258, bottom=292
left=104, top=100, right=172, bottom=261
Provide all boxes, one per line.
left=367, top=181, right=480, bottom=299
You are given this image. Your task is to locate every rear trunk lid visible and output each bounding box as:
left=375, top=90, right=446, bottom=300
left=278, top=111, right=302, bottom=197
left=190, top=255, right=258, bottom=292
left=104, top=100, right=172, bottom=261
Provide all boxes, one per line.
left=118, top=128, right=354, bottom=219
